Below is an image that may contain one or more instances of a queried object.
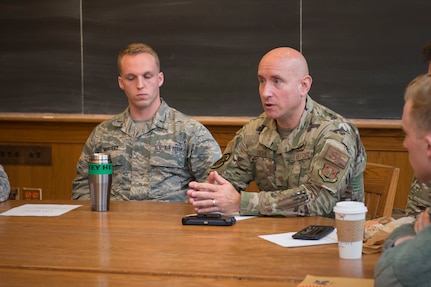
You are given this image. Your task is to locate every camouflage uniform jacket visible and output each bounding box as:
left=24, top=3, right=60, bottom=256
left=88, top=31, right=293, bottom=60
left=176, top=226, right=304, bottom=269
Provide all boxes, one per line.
left=0, top=164, right=10, bottom=202
left=405, top=176, right=431, bottom=217
left=72, top=100, right=222, bottom=202
left=210, top=96, right=366, bottom=217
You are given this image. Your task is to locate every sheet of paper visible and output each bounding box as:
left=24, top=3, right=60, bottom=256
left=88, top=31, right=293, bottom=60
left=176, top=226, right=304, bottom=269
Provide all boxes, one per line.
left=259, top=229, right=338, bottom=247
left=0, top=204, right=82, bottom=217
left=234, top=215, right=256, bottom=221
left=227, top=212, right=256, bottom=221
left=297, top=274, right=374, bottom=287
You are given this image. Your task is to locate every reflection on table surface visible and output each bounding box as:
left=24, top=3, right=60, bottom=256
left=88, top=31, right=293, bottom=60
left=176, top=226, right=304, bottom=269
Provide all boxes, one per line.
left=0, top=200, right=380, bottom=286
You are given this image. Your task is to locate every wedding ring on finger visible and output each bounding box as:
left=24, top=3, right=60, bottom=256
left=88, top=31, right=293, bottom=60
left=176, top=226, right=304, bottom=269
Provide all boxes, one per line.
left=212, top=199, right=216, bottom=207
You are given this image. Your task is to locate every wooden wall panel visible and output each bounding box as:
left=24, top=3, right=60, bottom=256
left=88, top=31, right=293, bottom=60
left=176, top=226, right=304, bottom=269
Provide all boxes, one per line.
left=0, top=114, right=412, bottom=210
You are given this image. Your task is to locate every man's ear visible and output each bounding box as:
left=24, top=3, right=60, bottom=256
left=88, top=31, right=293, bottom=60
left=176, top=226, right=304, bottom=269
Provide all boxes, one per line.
left=300, top=75, right=312, bottom=95
left=158, top=72, right=164, bottom=88
left=425, top=132, right=431, bottom=156
left=118, top=76, right=124, bottom=90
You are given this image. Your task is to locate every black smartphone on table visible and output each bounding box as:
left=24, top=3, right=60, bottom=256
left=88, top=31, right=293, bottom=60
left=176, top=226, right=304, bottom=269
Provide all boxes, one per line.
left=292, top=225, right=335, bottom=240
left=182, top=213, right=236, bottom=226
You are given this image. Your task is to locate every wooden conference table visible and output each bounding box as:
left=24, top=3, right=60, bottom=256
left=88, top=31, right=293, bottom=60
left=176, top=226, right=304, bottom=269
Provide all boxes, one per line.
left=0, top=200, right=380, bottom=286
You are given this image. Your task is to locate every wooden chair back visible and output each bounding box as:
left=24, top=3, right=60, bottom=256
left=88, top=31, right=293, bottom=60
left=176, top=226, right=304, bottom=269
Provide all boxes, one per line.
left=364, top=162, right=400, bottom=220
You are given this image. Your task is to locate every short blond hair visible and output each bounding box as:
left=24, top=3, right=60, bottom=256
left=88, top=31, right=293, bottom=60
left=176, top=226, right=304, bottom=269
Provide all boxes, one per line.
left=404, top=74, right=431, bottom=134
left=117, top=43, right=160, bottom=74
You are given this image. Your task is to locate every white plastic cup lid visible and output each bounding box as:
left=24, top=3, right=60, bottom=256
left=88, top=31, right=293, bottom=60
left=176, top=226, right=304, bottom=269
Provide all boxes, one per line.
left=333, top=201, right=367, bottom=214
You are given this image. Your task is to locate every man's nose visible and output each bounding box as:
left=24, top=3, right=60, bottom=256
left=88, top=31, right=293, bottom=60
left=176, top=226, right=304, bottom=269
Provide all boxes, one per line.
left=137, top=77, right=145, bottom=89
left=260, top=83, right=271, bottom=98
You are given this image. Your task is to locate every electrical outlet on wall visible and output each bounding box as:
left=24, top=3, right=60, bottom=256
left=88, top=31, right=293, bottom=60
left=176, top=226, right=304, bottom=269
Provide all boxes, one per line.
left=0, top=145, right=51, bottom=165
left=22, top=188, right=42, bottom=200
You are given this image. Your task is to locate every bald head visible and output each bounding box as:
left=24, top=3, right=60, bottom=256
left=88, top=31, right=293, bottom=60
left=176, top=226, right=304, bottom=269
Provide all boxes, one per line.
left=258, top=47, right=310, bottom=78
left=257, top=47, right=313, bottom=129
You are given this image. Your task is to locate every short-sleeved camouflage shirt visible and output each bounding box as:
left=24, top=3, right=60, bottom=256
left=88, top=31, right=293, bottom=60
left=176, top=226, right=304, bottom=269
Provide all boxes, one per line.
left=72, top=99, right=222, bottom=202
left=210, top=96, right=366, bottom=217
left=0, top=164, right=10, bottom=202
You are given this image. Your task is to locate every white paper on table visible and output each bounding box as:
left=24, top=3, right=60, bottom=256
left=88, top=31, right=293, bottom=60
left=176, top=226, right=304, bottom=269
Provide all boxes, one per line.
left=258, top=229, right=338, bottom=247
left=207, top=211, right=256, bottom=221
left=229, top=212, right=256, bottom=221
left=0, top=204, right=82, bottom=217
left=234, top=215, right=257, bottom=221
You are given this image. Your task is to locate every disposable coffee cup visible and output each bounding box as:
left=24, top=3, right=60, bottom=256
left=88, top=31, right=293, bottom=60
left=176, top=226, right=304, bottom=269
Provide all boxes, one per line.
left=333, top=201, right=367, bottom=259
left=88, top=153, right=112, bottom=212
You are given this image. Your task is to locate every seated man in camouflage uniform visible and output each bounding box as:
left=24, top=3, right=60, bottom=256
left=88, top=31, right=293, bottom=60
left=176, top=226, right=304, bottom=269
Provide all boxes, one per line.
left=404, top=41, right=431, bottom=217
left=72, top=43, right=221, bottom=201
left=0, top=164, right=10, bottom=202
left=187, top=47, right=366, bottom=217
left=375, top=74, right=431, bottom=287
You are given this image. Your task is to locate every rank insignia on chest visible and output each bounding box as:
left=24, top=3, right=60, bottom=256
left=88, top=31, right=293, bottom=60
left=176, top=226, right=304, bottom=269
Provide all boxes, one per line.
left=318, top=163, right=339, bottom=183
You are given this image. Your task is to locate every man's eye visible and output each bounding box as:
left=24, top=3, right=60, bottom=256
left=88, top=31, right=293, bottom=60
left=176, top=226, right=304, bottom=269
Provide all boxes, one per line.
left=126, top=76, right=135, bottom=81
left=144, top=74, right=153, bottom=79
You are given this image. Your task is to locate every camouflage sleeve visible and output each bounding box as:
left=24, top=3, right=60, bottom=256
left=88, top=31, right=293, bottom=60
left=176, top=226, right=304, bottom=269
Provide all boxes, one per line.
left=405, top=177, right=431, bottom=217
left=240, top=182, right=337, bottom=217
left=71, top=129, right=97, bottom=200
left=0, top=164, right=11, bottom=202
left=213, top=129, right=336, bottom=217
left=240, top=123, right=365, bottom=217
left=210, top=132, right=255, bottom=191
left=188, top=123, right=222, bottom=182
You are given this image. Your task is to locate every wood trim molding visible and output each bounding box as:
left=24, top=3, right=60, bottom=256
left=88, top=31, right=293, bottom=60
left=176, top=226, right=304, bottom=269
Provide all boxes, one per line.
left=0, top=112, right=401, bottom=128
left=0, top=113, right=410, bottom=210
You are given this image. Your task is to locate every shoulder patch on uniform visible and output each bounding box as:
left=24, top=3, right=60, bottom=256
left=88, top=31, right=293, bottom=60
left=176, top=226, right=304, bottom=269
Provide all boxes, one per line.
left=211, top=153, right=231, bottom=169
left=318, top=163, right=340, bottom=183
left=323, top=145, right=349, bottom=169
left=310, top=139, right=353, bottom=192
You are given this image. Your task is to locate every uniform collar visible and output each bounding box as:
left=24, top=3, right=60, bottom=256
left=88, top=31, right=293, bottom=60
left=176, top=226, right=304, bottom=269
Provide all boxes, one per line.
left=259, top=95, right=314, bottom=152
left=112, top=98, right=171, bottom=134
